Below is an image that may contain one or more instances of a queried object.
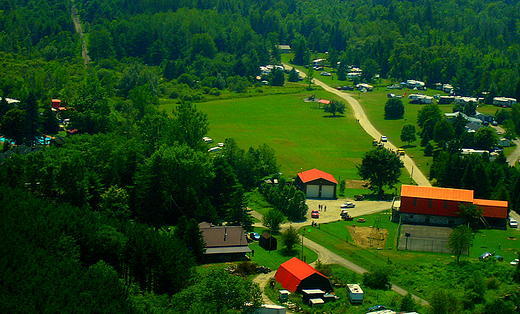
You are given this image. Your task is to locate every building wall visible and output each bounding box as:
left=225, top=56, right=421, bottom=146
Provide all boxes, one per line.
left=400, top=196, right=470, bottom=217
left=399, top=213, right=465, bottom=226
left=299, top=178, right=337, bottom=199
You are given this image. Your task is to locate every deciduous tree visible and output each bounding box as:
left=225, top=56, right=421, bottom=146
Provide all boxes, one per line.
left=358, top=148, right=403, bottom=198
left=448, top=225, right=473, bottom=263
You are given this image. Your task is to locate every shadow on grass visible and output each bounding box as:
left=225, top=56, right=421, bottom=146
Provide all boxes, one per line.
left=280, top=248, right=299, bottom=257
left=322, top=114, right=345, bottom=118
left=401, top=144, right=417, bottom=149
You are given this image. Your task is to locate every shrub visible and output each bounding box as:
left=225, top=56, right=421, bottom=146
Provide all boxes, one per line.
left=362, top=268, right=390, bottom=290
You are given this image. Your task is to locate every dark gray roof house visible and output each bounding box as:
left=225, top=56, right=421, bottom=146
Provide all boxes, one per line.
left=198, top=222, right=251, bottom=262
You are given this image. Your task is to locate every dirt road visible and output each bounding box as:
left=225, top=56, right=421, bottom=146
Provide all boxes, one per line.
left=71, top=3, right=90, bottom=65
left=283, top=63, right=431, bottom=187
left=506, top=139, right=520, bottom=166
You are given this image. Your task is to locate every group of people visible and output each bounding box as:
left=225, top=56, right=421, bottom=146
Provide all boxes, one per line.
left=318, top=204, right=327, bottom=212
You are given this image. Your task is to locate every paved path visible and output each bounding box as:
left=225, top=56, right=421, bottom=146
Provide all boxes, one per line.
left=252, top=199, right=393, bottom=229
left=71, top=2, right=90, bottom=65
left=283, top=63, right=431, bottom=187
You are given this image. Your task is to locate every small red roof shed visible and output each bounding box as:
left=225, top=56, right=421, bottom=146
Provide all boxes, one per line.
left=297, top=169, right=337, bottom=184
left=318, top=99, right=331, bottom=105
left=275, top=257, right=332, bottom=293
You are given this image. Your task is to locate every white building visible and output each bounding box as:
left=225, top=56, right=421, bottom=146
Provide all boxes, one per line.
left=493, top=97, right=517, bottom=107
left=347, top=284, right=364, bottom=304
left=405, top=80, right=426, bottom=89
left=453, top=96, right=478, bottom=104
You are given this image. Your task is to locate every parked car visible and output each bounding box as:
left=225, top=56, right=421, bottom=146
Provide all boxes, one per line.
left=340, top=210, right=353, bottom=221
left=367, top=305, right=387, bottom=312
left=380, top=135, right=388, bottom=142
left=510, top=259, right=519, bottom=266
left=341, top=202, right=356, bottom=208
left=479, top=252, right=493, bottom=261
left=354, top=194, right=365, bottom=201
left=311, top=210, right=320, bottom=218
left=397, top=149, right=405, bottom=156
left=248, top=232, right=260, bottom=241
left=509, top=218, right=518, bottom=228
left=320, top=71, right=332, bottom=76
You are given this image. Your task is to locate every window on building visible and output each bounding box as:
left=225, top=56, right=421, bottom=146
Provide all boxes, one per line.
left=443, top=201, right=448, bottom=208
left=428, top=199, right=432, bottom=208
left=413, top=198, right=417, bottom=206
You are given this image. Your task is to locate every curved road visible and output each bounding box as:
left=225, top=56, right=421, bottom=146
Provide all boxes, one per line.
left=283, top=63, right=431, bottom=187
left=506, top=139, right=520, bottom=167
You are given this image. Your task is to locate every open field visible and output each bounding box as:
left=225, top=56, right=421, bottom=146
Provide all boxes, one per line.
left=249, top=227, right=318, bottom=270
left=281, top=55, right=453, bottom=177
left=165, top=88, right=375, bottom=181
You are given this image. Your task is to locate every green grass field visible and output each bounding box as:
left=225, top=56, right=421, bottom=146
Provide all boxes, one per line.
left=162, top=87, right=375, bottom=181
left=249, top=227, right=318, bottom=270
left=281, top=54, right=454, bottom=177
left=471, top=228, right=520, bottom=261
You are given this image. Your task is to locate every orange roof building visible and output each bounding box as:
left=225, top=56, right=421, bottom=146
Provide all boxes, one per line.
left=295, top=169, right=337, bottom=199
left=275, top=258, right=332, bottom=293
left=396, top=185, right=508, bottom=227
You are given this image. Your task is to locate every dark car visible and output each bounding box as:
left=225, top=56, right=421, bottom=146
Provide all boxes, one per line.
left=311, top=210, right=320, bottom=218
left=367, top=305, right=387, bottom=312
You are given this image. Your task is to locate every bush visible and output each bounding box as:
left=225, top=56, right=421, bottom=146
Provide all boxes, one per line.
left=384, top=98, right=404, bottom=119
left=314, top=260, right=332, bottom=277
left=399, top=293, right=416, bottom=312
left=362, top=268, right=391, bottom=290
left=236, top=261, right=258, bottom=277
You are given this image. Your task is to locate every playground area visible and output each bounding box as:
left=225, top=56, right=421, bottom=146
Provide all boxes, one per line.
left=347, top=225, right=388, bottom=249
left=398, top=224, right=453, bottom=254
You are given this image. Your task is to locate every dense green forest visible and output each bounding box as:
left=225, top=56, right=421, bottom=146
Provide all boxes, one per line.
left=0, top=0, right=519, bottom=311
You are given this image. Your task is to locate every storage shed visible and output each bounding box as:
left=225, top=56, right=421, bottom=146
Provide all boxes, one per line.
left=295, top=169, right=337, bottom=199
left=275, top=257, right=333, bottom=293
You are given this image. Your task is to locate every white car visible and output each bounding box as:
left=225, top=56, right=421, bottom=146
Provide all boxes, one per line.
left=341, top=202, right=356, bottom=208
left=510, top=259, right=519, bottom=266
left=380, top=136, right=388, bottom=142
left=509, top=219, right=518, bottom=228
left=320, top=72, right=332, bottom=76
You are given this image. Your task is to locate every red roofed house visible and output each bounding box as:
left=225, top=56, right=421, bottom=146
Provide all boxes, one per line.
left=295, top=169, right=337, bottom=199
left=275, top=257, right=332, bottom=293
left=393, top=185, right=508, bottom=228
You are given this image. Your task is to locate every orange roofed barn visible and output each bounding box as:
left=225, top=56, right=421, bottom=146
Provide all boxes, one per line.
left=275, top=257, right=332, bottom=293
left=392, top=185, right=508, bottom=228
left=295, top=169, right=337, bottom=199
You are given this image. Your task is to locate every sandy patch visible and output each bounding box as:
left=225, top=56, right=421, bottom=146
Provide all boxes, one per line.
left=347, top=225, right=388, bottom=249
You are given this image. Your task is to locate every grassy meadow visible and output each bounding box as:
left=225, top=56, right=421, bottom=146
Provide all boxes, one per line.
left=161, top=86, right=375, bottom=181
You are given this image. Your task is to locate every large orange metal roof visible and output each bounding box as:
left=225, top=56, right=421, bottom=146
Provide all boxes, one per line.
left=473, top=198, right=508, bottom=208
left=401, top=185, right=474, bottom=202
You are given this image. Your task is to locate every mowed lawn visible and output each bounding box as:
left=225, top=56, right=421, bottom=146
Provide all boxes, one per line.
left=281, top=55, right=454, bottom=177
left=183, top=90, right=374, bottom=180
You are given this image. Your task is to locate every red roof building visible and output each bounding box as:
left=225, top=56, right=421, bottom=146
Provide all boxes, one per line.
left=395, top=185, right=508, bottom=227
left=295, top=169, right=337, bottom=199
left=318, top=99, right=331, bottom=105
left=275, top=258, right=332, bottom=293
